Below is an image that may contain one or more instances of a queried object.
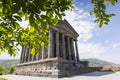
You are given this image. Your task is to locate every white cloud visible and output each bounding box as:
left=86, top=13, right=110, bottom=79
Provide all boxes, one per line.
left=101, top=57, right=120, bottom=64
left=77, top=42, right=120, bottom=64
left=112, top=43, right=120, bottom=48
left=64, top=6, right=96, bottom=42
left=0, top=52, right=20, bottom=60
left=78, top=43, right=106, bottom=59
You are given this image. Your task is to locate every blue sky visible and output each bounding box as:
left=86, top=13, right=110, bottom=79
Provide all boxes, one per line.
left=70, top=0, right=120, bottom=64
left=0, top=0, right=120, bottom=64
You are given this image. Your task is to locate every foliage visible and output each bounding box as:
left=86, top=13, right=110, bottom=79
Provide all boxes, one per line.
left=0, top=77, right=7, bottom=80
left=90, top=0, right=118, bottom=27
left=0, top=0, right=118, bottom=56
left=7, top=66, right=16, bottom=74
left=0, top=0, right=73, bottom=56
left=0, top=65, right=4, bottom=75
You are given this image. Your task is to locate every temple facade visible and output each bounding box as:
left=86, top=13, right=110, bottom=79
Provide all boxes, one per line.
left=15, top=19, right=90, bottom=78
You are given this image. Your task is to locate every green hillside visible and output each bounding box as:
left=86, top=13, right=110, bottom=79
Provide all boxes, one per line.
left=81, top=58, right=115, bottom=67
left=0, top=59, right=19, bottom=73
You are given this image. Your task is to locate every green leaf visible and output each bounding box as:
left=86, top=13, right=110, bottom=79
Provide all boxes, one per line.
left=25, top=13, right=29, bottom=20
left=7, top=33, right=12, bottom=38
left=94, top=19, right=99, bottom=23
left=101, top=4, right=106, bottom=9
left=19, top=11, right=24, bottom=17
left=107, top=3, right=111, bottom=7
left=29, top=27, right=35, bottom=33
left=109, top=14, right=115, bottom=17
left=99, top=20, right=103, bottom=28
left=90, top=10, right=94, bottom=16
left=31, top=47, right=35, bottom=56
left=111, top=0, right=116, bottom=5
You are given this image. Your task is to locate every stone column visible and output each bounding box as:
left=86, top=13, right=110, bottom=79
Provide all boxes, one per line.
left=71, top=39, right=75, bottom=60
left=56, top=31, right=59, bottom=57
left=20, top=46, right=24, bottom=63
left=24, top=47, right=29, bottom=62
left=27, top=43, right=32, bottom=62
left=42, top=46, right=45, bottom=59
left=62, top=34, right=66, bottom=60
left=67, top=37, right=72, bottom=60
left=48, top=29, right=53, bottom=58
left=31, top=46, right=34, bottom=61
left=35, top=53, right=39, bottom=61
left=31, top=55, right=34, bottom=61
left=26, top=48, right=30, bottom=62
left=44, top=46, right=48, bottom=58
left=22, top=46, right=26, bottom=63
left=23, top=46, right=26, bottom=62
left=75, top=40, right=80, bottom=62
left=38, top=47, right=42, bottom=60
left=35, top=47, right=40, bottom=60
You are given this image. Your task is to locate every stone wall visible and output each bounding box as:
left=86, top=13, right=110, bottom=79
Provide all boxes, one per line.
left=15, top=58, right=91, bottom=78
left=15, top=58, right=59, bottom=77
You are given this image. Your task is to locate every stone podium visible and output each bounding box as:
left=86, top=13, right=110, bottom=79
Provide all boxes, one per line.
left=15, top=19, right=90, bottom=78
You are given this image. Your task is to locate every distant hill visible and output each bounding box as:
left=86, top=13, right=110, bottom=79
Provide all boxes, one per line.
left=0, top=59, right=19, bottom=73
left=81, top=58, right=116, bottom=67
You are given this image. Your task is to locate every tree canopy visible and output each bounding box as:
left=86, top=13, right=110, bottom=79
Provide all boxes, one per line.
left=0, top=0, right=118, bottom=57
left=90, top=0, right=118, bottom=27
left=7, top=65, right=16, bottom=74
left=0, top=66, right=4, bottom=75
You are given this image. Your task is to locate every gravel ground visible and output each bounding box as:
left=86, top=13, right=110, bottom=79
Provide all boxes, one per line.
left=0, top=71, right=120, bottom=80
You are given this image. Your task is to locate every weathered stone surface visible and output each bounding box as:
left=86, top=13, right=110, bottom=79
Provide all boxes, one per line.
left=15, top=58, right=91, bottom=78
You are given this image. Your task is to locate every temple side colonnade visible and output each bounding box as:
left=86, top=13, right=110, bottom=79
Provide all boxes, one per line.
left=15, top=19, right=90, bottom=78
left=20, top=27, right=80, bottom=63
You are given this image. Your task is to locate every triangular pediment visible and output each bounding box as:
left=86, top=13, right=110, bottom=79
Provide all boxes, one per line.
left=56, top=19, right=79, bottom=39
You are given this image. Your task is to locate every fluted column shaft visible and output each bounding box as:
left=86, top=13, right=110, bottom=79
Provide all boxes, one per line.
left=42, top=46, right=45, bottom=59
left=67, top=37, right=71, bottom=60
left=48, top=29, right=53, bottom=58
left=62, top=34, right=66, bottom=60
left=75, top=40, right=80, bottom=62
left=71, top=39, right=75, bottom=60
left=27, top=43, right=32, bottom=62
left=24, top=46, right=28, bottom=62
left=38, top=47, right=42, bottom=60
left=20, top=46, right=24, bottom=63
left=56, top=31, right=59, bottom=57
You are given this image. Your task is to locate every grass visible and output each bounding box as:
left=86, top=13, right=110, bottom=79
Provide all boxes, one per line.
left=0, top=77, right=7, bottom=80
left=113, top=70, right=120, bottom=72
left=100, top=69, right=120, bottom=72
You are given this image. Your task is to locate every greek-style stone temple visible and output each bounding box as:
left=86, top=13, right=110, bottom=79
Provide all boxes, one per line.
left=15, top=19, right=90, bottom=78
